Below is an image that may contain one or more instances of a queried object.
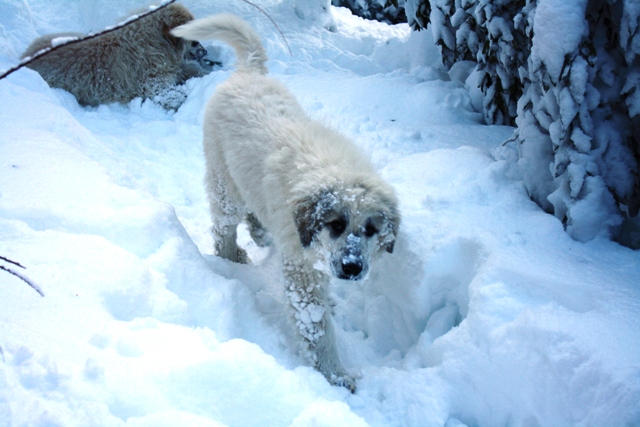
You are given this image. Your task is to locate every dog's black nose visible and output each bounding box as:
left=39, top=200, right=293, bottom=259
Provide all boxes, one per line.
left=342, top=260, right=363, bottom=279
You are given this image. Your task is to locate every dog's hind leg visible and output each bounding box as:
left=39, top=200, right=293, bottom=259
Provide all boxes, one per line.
left=284, top=260, right=356, bottom=392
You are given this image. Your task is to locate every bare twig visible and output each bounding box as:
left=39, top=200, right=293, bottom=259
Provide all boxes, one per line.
left=240, top=0, right=292, bottom=55
left=0, top=0, right=177, bottom=81
left=501, top=131, right=518, bottom=146
left=1, top=256, right=44, bottom=297
left=0, top=255, right=25, bottom=269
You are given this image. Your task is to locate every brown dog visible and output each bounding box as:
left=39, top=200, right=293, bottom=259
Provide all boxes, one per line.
left=22, top=4, right=209, bottom=109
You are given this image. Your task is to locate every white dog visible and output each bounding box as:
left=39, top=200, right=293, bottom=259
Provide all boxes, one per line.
left=172, top=14, right=399, bottom=391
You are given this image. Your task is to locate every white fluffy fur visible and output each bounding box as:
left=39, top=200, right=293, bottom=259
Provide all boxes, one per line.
left=171, top=13, right=399, bottom=391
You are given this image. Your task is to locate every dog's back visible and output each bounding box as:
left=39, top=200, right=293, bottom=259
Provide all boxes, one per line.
left=173, top=14, right=305, bottom=221
left=173, top=14, right=399, bottom=391
left=171, top=14, right=388, bottom=241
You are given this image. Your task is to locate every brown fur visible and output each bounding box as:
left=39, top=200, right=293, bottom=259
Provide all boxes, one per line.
left=21, top=4, right=200, bottom=109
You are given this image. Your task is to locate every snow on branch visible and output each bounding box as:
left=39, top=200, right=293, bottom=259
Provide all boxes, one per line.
left=1, top=256, right=44, bottom=297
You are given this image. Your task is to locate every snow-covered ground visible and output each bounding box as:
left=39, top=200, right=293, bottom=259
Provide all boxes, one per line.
left=1, top=1, right=639, bottom=426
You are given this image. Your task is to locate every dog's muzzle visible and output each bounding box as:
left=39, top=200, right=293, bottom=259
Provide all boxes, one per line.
left=339, top=256, right=364, bottom=280
left=335, top=234, right=366, bottom=281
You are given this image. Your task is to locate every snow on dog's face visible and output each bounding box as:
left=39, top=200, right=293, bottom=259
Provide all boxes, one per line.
left=294, top=186, right=399, bottom=281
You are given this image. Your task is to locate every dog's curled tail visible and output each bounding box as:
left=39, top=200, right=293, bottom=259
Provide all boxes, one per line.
left=171, top=13, right=267, bottom=74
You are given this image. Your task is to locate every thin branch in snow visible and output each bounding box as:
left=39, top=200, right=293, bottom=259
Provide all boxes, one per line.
left=502, top=132, right=518, bottom=147
left=0, top=255, right=25, bottom=269
left=240, top=0, right=292, bottom=55
left=1, top=256, right=45, bottom=297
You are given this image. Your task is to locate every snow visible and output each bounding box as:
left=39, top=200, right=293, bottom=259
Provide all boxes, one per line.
left=1, top=1, right=640, bottom=426
left=531, top=0, right=588, bottom=83
left=513, top=0, right=638, bottom=243
left=50, top=36, right=78, bottom=47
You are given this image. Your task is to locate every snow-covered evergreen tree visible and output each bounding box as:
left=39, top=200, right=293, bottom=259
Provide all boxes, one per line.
left=333, top=0, right=639, bottom=245
left=399, top=0, right=640, bottom=245
left=475, top=0, right=531, bottom=125
left=401, top=0, right=530, bottom=125
left=620, top=0, right=640, bottom=219
left=425, top=0, right=456, bottom=67
left=405, top=0, right=432, bottom=30
left=516, top=0, right=639, bottom=243
left=331, top=0, right=407, bottom=24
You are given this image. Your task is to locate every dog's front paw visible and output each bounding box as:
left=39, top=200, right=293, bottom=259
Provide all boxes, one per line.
left=329, top=373, right=357, bottom=393
left=153, top=86, right=188, bottom=111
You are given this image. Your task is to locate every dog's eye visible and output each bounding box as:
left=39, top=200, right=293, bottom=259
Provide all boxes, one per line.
left=328, top=219, right=347, bottom=236
left=364, top=222, right=378, bottom=237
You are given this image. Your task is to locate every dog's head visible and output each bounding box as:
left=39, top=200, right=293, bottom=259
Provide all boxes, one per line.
left=294, top=185, right=400, bottom=281
left=184, top=41, right=207, bottom=61
left=158, top=4, right=196, bottom=52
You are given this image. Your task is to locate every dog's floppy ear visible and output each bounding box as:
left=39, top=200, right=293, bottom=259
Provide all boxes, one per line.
left=385, top=240, right=395, bottom=254
left=294, top=194, right=321, bottom=247
left=162, top=26, right=184, bottom=50
left=163, top=3, right=195, bottom=28
left=161, top=4, right=194, bottom=50
left=384, top=205, right=401, bottom=254
left=294, top=190, right=341, bottom=247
